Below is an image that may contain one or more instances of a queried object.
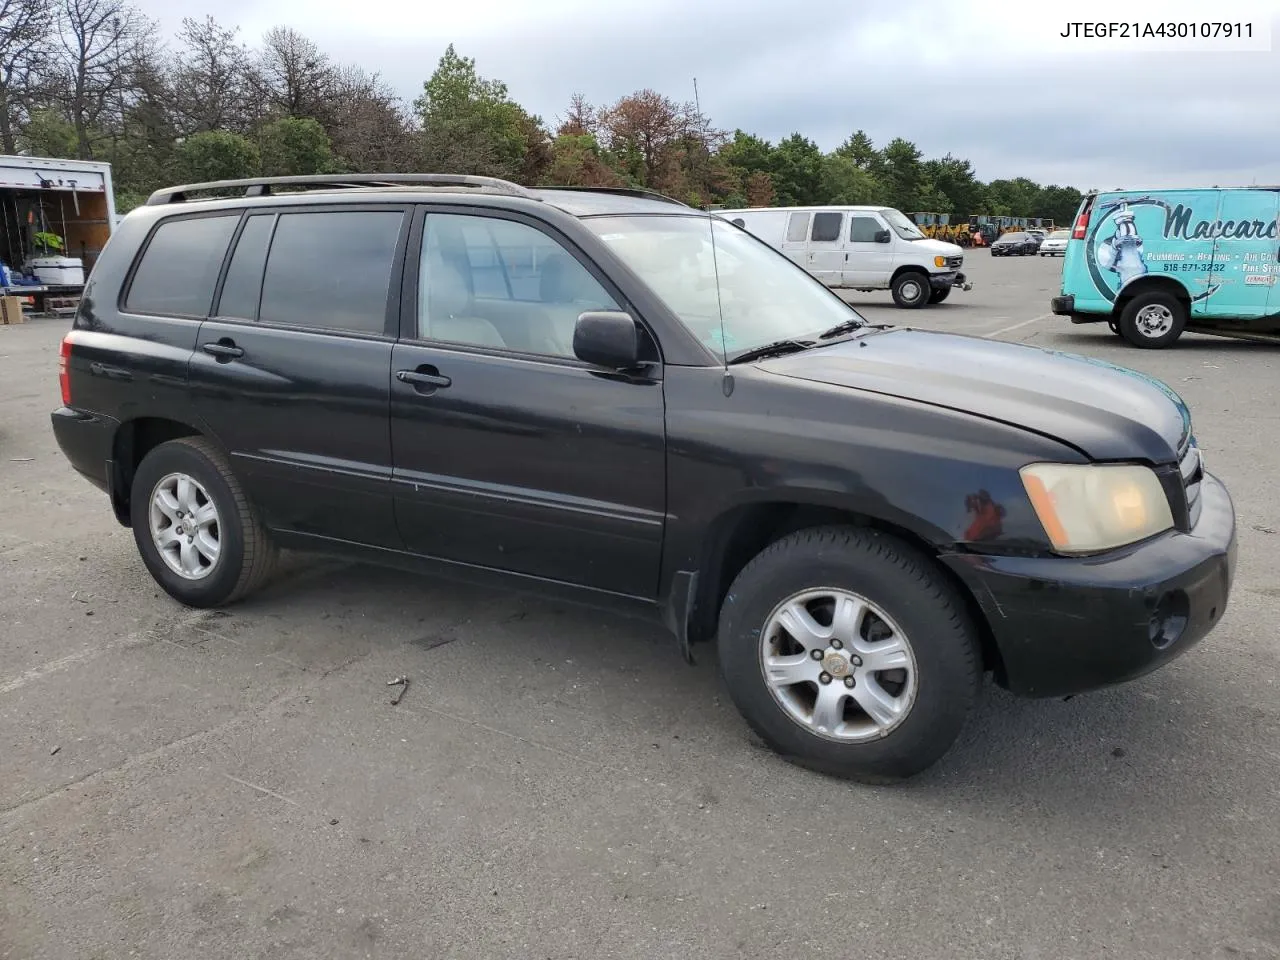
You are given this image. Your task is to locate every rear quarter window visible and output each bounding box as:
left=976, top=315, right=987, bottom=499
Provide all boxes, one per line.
left=124, top=214, right=240, bottom=318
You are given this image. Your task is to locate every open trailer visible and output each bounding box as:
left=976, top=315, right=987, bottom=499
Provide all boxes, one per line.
left=0, top=155, right=116, bottom=322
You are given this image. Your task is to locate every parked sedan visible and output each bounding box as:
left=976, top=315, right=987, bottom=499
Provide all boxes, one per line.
left=1038, top=229, right=1070, bottom=256
left=990, top=231, right=1039, bottom=256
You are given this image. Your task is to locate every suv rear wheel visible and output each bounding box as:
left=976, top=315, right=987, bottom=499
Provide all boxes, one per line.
left=717, top=525, right=981, bottom=783
left=130, top=437, right=277, bottom=607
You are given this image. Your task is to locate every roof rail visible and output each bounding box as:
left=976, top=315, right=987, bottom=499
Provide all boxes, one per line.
left=537, top=185, right=690, bottom=207
left=144, top=173, right=539, bottom=206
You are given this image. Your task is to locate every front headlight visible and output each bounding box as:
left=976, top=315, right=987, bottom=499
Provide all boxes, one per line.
left=1020, top=463, right=1174, bottom=553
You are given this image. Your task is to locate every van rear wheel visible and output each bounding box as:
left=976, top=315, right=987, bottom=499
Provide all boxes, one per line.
left=1118, top=291, right=1186, bottom=349
left=891, top=271, right=931, bottom=309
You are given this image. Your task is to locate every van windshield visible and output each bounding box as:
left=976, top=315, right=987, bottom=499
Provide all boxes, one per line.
left=879, top=208, right=926, bottom=240
left=585, top=214, right=866, bottom=360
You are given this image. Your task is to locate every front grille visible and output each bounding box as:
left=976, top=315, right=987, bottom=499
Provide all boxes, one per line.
left=946, top=255, right=963, bottom=269
left=1179, top=436, right=1204, bottom=528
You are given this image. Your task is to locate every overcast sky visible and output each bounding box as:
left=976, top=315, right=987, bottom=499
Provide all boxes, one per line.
left=138, top=0, right=1279, bottom=191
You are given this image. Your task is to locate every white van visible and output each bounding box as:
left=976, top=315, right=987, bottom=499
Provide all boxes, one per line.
left=716, top=205, right=972, bottom=308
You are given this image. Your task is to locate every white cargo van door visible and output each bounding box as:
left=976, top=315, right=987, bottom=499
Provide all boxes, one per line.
left=842, top=214, right=895, bottom=287
left=781, top=211, right=810, bottom=269
left=806, top=211, right=845, bottom=286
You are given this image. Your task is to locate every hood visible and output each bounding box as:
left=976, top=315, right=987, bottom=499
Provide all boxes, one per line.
left=907, top=237, right=962, bottom=257
left=757, top=329, right=1190, bottom=462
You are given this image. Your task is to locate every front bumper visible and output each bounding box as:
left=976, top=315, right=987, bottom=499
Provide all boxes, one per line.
left=930, top=270, right=972, bottom=291
left=941, top=471, right=1236, bottom=698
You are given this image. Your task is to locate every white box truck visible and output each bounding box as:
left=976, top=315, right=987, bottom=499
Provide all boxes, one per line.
left=0, top=155, right=116, bottom=310
left=716, top=204, right=972, bottom=308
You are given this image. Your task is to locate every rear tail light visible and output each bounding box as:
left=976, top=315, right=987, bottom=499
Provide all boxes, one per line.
left=1071, top=196, right=1096, bottom=240
left=58, top=336, right=72, bottom=406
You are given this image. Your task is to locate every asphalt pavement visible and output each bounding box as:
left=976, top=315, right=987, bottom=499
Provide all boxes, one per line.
left=2, top=252, right=1278, bottom=959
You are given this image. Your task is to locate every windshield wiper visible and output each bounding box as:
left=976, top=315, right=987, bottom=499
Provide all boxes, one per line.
left=817, top=319, right=865, bottom=340
left=727, top=338, right=816, bottom=364
left=817, top=319, right=893, bottom=340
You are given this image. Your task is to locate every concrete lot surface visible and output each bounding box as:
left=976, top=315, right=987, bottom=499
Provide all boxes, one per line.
left=2, top=253, right=1278, bottom=959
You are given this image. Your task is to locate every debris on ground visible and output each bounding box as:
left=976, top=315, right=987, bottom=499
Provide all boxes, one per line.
left=387, top=676, right=409, bottom=705
left=50, top=745, right=60, bottom=756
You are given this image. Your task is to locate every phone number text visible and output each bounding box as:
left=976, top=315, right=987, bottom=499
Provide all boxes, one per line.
left=1163, top=262, right=1226, bottom=273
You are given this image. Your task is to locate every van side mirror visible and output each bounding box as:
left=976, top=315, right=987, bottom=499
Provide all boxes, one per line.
left=573, top=311, right=641, bottom=368
left=874, top=229, right=891, bottom=243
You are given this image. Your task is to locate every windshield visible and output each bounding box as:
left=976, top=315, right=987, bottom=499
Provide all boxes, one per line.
left=1048, top=230, right=1070, bottom=239
left=585, top=214, right=866, bottom=359
left=878, top=208, right=926, bottom=240
left=1000, top=232, right=1028, bottom=241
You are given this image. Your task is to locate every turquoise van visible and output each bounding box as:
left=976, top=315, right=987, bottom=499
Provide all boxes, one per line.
left=1051, top=187, right=1280, bottom=348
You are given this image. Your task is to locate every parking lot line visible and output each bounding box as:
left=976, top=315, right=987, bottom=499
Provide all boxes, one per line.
left=986, top=313, right=1054, bottom=339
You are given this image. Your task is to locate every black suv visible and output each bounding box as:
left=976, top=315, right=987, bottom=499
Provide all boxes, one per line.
left=51, top=173, right=1237, bottom=782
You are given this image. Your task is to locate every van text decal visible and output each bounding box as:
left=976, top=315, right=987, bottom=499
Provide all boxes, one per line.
left=1164, top=205, right=1279, bottom=241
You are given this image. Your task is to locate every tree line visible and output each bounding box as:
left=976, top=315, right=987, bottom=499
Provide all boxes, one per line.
left=0, top=0, right=1084, bottom=223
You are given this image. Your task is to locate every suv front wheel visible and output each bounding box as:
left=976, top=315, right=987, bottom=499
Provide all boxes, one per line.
left=130, top=436, right=277, bottom=607
left=717, top=526, right=981, bottom=783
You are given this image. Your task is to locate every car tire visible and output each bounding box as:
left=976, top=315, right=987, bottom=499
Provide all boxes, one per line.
left=717, top=525, right=981, bottom=783
left=130, top=436, right=278, bottom=608
left=1118, top=290, right=1186, bottom=349
left=927, top=286, right=951, bottom=304
left=891, top=272, right=931, bottom=308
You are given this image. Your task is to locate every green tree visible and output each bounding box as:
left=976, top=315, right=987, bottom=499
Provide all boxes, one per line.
left=259, top=116, right=335, bottom=176
left=922, top=154, right=983, bottom=216
left=875, top=137, right=927, bottom=210
left=175, top=130, right=260, bottom=183
left=833, top=129, right=877, bottom=170
left=18, top=108, right=79, bottom=157
left=415, top=44, right=530, bottom=179
left=819, top=154, right=881, bottom=205
left=719, top=129, right=773, bottom=175
left=1034, top=184, right=1085, bottom=225
left=768, top=133, right=825, bottom=205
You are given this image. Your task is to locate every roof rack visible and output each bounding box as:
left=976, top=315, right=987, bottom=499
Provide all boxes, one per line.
left=145, top=173, right=539, bottom=206
left=537, top=185, right=690, bottom=207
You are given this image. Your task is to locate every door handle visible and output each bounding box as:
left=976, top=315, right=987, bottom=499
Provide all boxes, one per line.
left=202, top=340, right=243, bottom=360
left=396, top=367, right=452, bottom=392
left=89, top=361, right=132, bottom=381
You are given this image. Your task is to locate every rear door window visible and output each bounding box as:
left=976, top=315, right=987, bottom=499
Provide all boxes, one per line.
left=785, top=212, right=810, bottom=242
left=125, top=214, right=240, bottom=317
left=257, top=210, right=405, bottom=335
left=810, top=212, right=843, bottom=242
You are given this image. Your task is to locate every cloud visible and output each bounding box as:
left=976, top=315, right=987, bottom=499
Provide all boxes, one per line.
left=142, top=0, right=1280, bottom=188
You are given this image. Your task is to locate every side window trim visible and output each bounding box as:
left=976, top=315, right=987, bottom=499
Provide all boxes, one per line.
left=237, top=203, right=411, bottom=340
left=399, top=205, right=663, bottom=366
left=785, top=211, right=810, bottom=243
left=118, top=209, right=245, bottom=319
left=211, top=212, right=278, bottom=322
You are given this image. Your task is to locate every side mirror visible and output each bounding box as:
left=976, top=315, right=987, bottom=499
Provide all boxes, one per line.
left=573, top=311, right=641, bottom=368
left=874, top=229, right=891, bottom=244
